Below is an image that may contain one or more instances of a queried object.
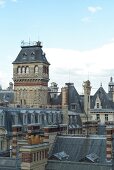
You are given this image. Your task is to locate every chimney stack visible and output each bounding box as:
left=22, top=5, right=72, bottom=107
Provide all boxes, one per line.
left=12, top=125, right=22, bottom=158
left=106, top=125, right=114, bottom=161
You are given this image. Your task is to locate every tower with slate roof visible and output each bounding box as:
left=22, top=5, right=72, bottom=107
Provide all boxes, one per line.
left=12, top=41, right=50, bottom=107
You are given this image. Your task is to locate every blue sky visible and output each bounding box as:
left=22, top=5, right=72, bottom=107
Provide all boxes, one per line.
left=0, top=0, right=114, bottom=94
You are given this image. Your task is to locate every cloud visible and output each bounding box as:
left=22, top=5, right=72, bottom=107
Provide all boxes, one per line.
left=45, top=42, right=114, bottom=94
left=88, top=6, right=102, bottom=13
left=0, top=0, right=5, bottom=7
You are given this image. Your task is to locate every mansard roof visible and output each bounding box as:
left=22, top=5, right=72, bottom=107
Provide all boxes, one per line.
left=12, top=41, right=50, bottom=65
left=49, top=135, right=106, bottom=163
left=46, top=160, right=111, bottom=170
left=0, top=107, right=62, bottom=134
left=91, top=86, right=114, bottom=109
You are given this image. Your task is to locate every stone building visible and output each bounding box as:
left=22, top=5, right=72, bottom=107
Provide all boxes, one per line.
left=12, top=41, right=50, bottom=108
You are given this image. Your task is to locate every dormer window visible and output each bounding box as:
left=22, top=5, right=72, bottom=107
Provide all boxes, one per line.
left=97, top=103, right=99, bottom=108
left=94, top=94, right=102, bottom=109
left=31, top=52, right=35, bottom=60
left=22, top=52, right=27, bottom=60
left=71, top=104, right=76, bottom=110
left=31, top=52, right=35, bottom=55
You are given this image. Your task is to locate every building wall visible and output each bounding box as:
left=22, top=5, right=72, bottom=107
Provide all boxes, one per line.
left=20, top=144, right=49, bottom=170
left=13, top=62, right=49, bottom=107
left=91, top=112, right=114, bottom=123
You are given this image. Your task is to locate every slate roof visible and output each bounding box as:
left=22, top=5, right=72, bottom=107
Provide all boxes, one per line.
left=47, top=135, right=111, bottom=170
left=91, top=86, right=114, bottom=109
left=0, top=107, right=62, bottom=134
left=66, top=83, right=83, bottom=113
left=12, top=41, right=50, bottom=65
left=0, top=91, right=14, bottom=103
left=0, top=157, right=21, bottom=170
left=49, top=135, right=106, bottom=163
left=68, top=111, right=82, bottom=128
left=46, top=160, right=112, bottom=170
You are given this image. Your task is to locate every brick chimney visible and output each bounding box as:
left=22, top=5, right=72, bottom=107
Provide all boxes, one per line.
left=12, top=125, right=22, bottom=158
left=27, top=124, right=44, bottom=145
left=106, top=125, right=114, bottom=161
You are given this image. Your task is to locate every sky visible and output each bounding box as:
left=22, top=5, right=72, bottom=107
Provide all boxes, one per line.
left=0, top=0, right=114, bottom=95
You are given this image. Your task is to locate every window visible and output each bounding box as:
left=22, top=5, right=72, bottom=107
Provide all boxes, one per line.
left=96, top=114, right=100, bottom=120
left=105, top=114, right=108, bottom=121
left=26, top=66, right=29, bottom=74
left=97, top=103, right=99, bottom=108
left=40, top=151, right=42, bottom=160
left=15, top=114, right=18, bottom=125
left=31, top=114, right=35, bottom=124
left=34, top=66, right=38, bottom=73
left=34, top=153, right=36, bottom=161
left=23, top=114, right=27, bottom=124
left=17, top=66, right=21, bottom=74
left=42, top=150, right=44, bottom=159
left=37, top=152, right=39, bottom=161
left=22, top=67, right=25, bottom=74
left=71, top=104, right=76, bottom=110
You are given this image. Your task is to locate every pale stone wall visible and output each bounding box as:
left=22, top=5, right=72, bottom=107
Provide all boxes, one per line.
left=13, top=62, right=49, bottom=107
left=91, top=112, right=114, bottom=123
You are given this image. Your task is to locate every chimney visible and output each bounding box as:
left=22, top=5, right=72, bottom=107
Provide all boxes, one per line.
left=61, top=86, right=68, bottom=107
left=61, top=85, right=69, bottom=126
left=27, top=124, right=44, bottom=145
left=12, top=125, right=22, bottom=158
left=83, top=80, right=91, bottom=119
left=106, top=125, right=114, bottom=161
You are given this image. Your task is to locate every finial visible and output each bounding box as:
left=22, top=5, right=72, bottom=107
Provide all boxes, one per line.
left=110, top=77, right=113, bottom=82
left=100, top=82, right=102, bottom=87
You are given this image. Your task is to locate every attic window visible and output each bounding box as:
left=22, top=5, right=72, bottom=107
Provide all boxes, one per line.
left=71, top=104, right=76, bottom=110
left=23, top=52, right=27, bottom=56
left=22, top=52, right=27, bottom=60
left=31, top=52, right=35, bottom=60
left=31, top=52, right=35, bottom=55
left=97, top=103, right=99, bottom=108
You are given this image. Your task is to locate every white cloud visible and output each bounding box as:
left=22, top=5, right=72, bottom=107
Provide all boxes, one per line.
left=88, top=6, right=102, bottom=13
left=45, top=42, right=114, bottom=94
left=0, top=0, right=6, bottom=7
left=1, top=41, right=114, bottom=94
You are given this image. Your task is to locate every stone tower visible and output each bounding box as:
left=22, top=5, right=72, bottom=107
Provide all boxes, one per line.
left=83, top=80, right=91, bottom=118
left=12, top=41, right=50, bottom=107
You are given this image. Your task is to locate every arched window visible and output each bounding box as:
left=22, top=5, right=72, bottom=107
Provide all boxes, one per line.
left=34, top=66, right=38, bottom=73
left=17, top=66, right=21, bottom=74
left=22, top=66, right=25, bottom=74
left=26, top=66, right=29, bottom=74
